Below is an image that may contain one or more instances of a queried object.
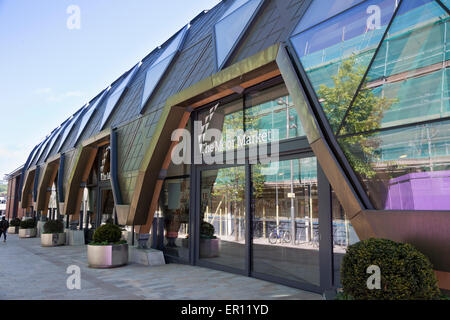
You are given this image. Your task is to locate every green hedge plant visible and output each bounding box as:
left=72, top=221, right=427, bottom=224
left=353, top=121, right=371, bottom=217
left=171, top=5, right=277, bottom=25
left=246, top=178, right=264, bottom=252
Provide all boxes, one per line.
left=91, top=223, right=124, bottom=245
left=43, top=220, right=64, bottom=234
left=20, top=219, right=36, bottom=229
left=200, top=222, right=216, bottom=239
left=10, top=218, right=21, bottom=227
left=341, top=238, right=441, bottom=300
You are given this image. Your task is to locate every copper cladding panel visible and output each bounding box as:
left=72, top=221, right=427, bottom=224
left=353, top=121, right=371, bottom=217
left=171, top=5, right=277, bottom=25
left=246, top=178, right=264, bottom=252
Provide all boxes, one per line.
left=362, top=210, right=450, bottom=272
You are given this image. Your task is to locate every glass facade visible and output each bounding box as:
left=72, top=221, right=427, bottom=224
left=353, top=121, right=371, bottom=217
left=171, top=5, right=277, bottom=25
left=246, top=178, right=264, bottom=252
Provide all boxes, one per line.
left=246, top=84, right=306, bottom=140
left=339, top=120, right=450, bottom=210
left=291, top=0, right=450, bottom=211
left=291, top=0, right=398, bottom=133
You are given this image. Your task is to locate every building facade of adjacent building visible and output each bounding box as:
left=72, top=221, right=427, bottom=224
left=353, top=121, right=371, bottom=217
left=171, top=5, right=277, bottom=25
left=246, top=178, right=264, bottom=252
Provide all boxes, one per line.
left=5, top=0, right=450, bottom=293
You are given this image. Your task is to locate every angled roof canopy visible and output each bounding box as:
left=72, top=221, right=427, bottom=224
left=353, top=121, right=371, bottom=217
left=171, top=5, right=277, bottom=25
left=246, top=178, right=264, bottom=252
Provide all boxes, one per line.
left=100, top=63, right=141, bottom=130
left=214, top=0, right=264, bottom=70
left=140, top=25, right=189, bottom=113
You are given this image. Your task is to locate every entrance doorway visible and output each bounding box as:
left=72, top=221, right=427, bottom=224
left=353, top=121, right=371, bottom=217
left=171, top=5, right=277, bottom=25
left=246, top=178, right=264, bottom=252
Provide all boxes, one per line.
left=193, top=153, right=325, bottom=292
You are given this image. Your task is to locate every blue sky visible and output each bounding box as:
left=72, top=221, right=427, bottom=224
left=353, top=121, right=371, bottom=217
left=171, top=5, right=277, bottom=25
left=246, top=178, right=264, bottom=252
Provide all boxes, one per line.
left=0, top=0, right=220, bottom=177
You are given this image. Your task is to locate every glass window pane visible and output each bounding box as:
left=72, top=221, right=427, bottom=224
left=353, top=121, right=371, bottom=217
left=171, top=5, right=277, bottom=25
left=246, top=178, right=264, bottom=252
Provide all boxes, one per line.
left=159, top=178, right=190, bottom=261
left=291, top=0, right=397, bottom=132
left=140, top=53, right=175, bottom=111
left=246, top=84, right=306, bottom=140
left=339, top=120, right=450, bottom=210
left=74, top=90, right=107, bottom=146
left=200, top=167, right=246, bottom=270
left=442, top=0, right=450, bottom=10
left=100, top=64, right=139, bottom=129
left=252, top=157, right=320, bottom=286
left=153, top=25, right=188, bottom=65
left=293, top=0, right=366, bottom=35
left=214, top=0, right=262, bottom=69
left=340, top=1, right=449, bottom=135
left=197, top=99, right=243, bottom=160
left=57, top=108, right=83, bottom=152
left=220, top=0, right=251, bottom=20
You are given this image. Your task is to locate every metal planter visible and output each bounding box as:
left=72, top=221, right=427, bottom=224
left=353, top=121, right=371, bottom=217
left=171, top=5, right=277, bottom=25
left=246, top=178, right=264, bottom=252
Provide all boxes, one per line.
left=87, top=244, right=128, bottom=268
left=41, top=233, right=66, bottom=247
left=199, top=238, right=220, bottom=258
left=19, top=228, right=37, bottom=238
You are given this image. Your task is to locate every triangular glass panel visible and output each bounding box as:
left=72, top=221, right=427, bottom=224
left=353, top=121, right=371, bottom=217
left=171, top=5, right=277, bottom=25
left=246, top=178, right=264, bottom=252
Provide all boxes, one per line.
left=441, top=0, right=449, bottom=10
left=220, top=0, right=251, bottom=19
left=42, top=119, right=70, bottom=161
left=153, top=25, right=189, bottom=66
left=290, top=0, right=398, bottom=133
left=34, top=128, right=59, bottom=164
left=339, top=0, right=449, bottom=136
left=100, top=63, right=140, bottom=130
left=140, top=53, right=175, bottom=112
left=27, top=140, right=46, bottom=169
left=293, top=0, right=366, bottom=35
left=139, top=26, right=189, bottom=113
left=214, top=0, right=263, bottom=70
left=56, top=108, right=84, bottom=152
left=73, top=90, right=108, bottom=146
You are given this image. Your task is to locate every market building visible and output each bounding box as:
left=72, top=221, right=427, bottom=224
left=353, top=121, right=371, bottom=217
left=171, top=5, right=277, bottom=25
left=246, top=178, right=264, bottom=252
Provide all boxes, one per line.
left=5, top=0, right=450, bottom=294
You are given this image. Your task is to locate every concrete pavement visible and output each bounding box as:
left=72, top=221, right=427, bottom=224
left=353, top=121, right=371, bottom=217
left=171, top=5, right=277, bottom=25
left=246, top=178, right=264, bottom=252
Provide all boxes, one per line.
left=0, top=234, right=322, bottom=300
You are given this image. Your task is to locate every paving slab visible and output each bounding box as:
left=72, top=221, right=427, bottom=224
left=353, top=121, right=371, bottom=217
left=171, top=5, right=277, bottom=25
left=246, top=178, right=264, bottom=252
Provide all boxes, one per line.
left=0, top=234, right=322, bottom=300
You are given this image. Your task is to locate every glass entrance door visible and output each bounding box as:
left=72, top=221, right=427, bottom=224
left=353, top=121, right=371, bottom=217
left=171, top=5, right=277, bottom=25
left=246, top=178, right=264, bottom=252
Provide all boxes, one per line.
left=251, top=156, right=320, bottom=287
left=198, top=166, right=246, bottom=271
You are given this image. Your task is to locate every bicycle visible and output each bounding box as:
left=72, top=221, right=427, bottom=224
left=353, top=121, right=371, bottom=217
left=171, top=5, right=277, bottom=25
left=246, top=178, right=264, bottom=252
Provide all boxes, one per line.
left=268, top=228, right=291, bottom=244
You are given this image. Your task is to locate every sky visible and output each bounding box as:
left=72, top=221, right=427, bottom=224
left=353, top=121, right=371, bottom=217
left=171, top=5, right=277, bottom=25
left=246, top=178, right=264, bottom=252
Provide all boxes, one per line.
left=0, top=0, right=221, bottom=178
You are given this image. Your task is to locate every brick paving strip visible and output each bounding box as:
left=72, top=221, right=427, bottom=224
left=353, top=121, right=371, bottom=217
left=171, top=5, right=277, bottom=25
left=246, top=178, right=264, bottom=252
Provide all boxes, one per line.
left=0, top=235, right=322, bottom=300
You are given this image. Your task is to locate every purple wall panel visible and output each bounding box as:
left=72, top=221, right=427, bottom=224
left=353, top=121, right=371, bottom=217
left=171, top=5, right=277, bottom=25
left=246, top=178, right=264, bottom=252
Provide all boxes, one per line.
left=385, top=171, right=450, bottom=210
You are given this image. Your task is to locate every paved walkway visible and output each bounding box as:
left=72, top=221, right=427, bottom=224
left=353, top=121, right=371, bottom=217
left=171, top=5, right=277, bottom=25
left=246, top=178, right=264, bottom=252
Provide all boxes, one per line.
left=0, top=234, right=322, bottom=300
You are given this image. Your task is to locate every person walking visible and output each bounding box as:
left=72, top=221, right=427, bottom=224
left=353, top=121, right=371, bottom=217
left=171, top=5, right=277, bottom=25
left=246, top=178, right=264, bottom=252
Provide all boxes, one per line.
left=0, top=217, right=9, bottom=242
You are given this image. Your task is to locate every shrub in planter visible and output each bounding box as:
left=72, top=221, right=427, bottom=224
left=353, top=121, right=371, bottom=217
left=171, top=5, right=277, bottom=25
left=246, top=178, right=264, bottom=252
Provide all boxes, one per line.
left=20, top=219, right=36, bottom=229
left=199, top=222, right=219, bottom=258
left=88, top=223, right=128, bottom=268
left=10, top=218, right=21, bottom=227
left=43, top=220, right=64, bottom=234
left=8, top=218, right=21, bottom=234
left=19, top=218, right=37, bottom=238
left=200, top=221, right=216, bottom=239
left=91, top=223, right=124, bottom=245
left=341, top=238, right=441, bottom=300
left=41, top=220, right=65, bottom=247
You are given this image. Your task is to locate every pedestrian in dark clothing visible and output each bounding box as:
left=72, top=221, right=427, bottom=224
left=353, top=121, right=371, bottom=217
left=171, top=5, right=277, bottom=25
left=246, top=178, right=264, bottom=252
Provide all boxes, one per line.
left=0, top=217, right=9, bottom=242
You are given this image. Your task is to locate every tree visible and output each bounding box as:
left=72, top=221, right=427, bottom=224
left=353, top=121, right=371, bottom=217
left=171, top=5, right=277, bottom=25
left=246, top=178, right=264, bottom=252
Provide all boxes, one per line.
left=317, top=56, right=396, bottom=178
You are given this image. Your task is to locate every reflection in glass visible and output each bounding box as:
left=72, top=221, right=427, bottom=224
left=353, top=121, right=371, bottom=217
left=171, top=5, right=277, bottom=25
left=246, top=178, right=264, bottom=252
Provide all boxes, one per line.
left=291, top=0, right=397, bottom=132
left=293, top=0, right=365, bottom=34
left=159, top=178, right=190, bottom=260
left=246, top=85, right=305, bottom=140
left=200, top=167, right=246, bottom=270
left=332, top=190, right=359, bottom=286
left=252, top=158, right=320, bottom=286
left=198, top=99, right=243, bottom=155
left=340, top=1, right=450, bottom=134
left=339, top=120, right=450, bottom=210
